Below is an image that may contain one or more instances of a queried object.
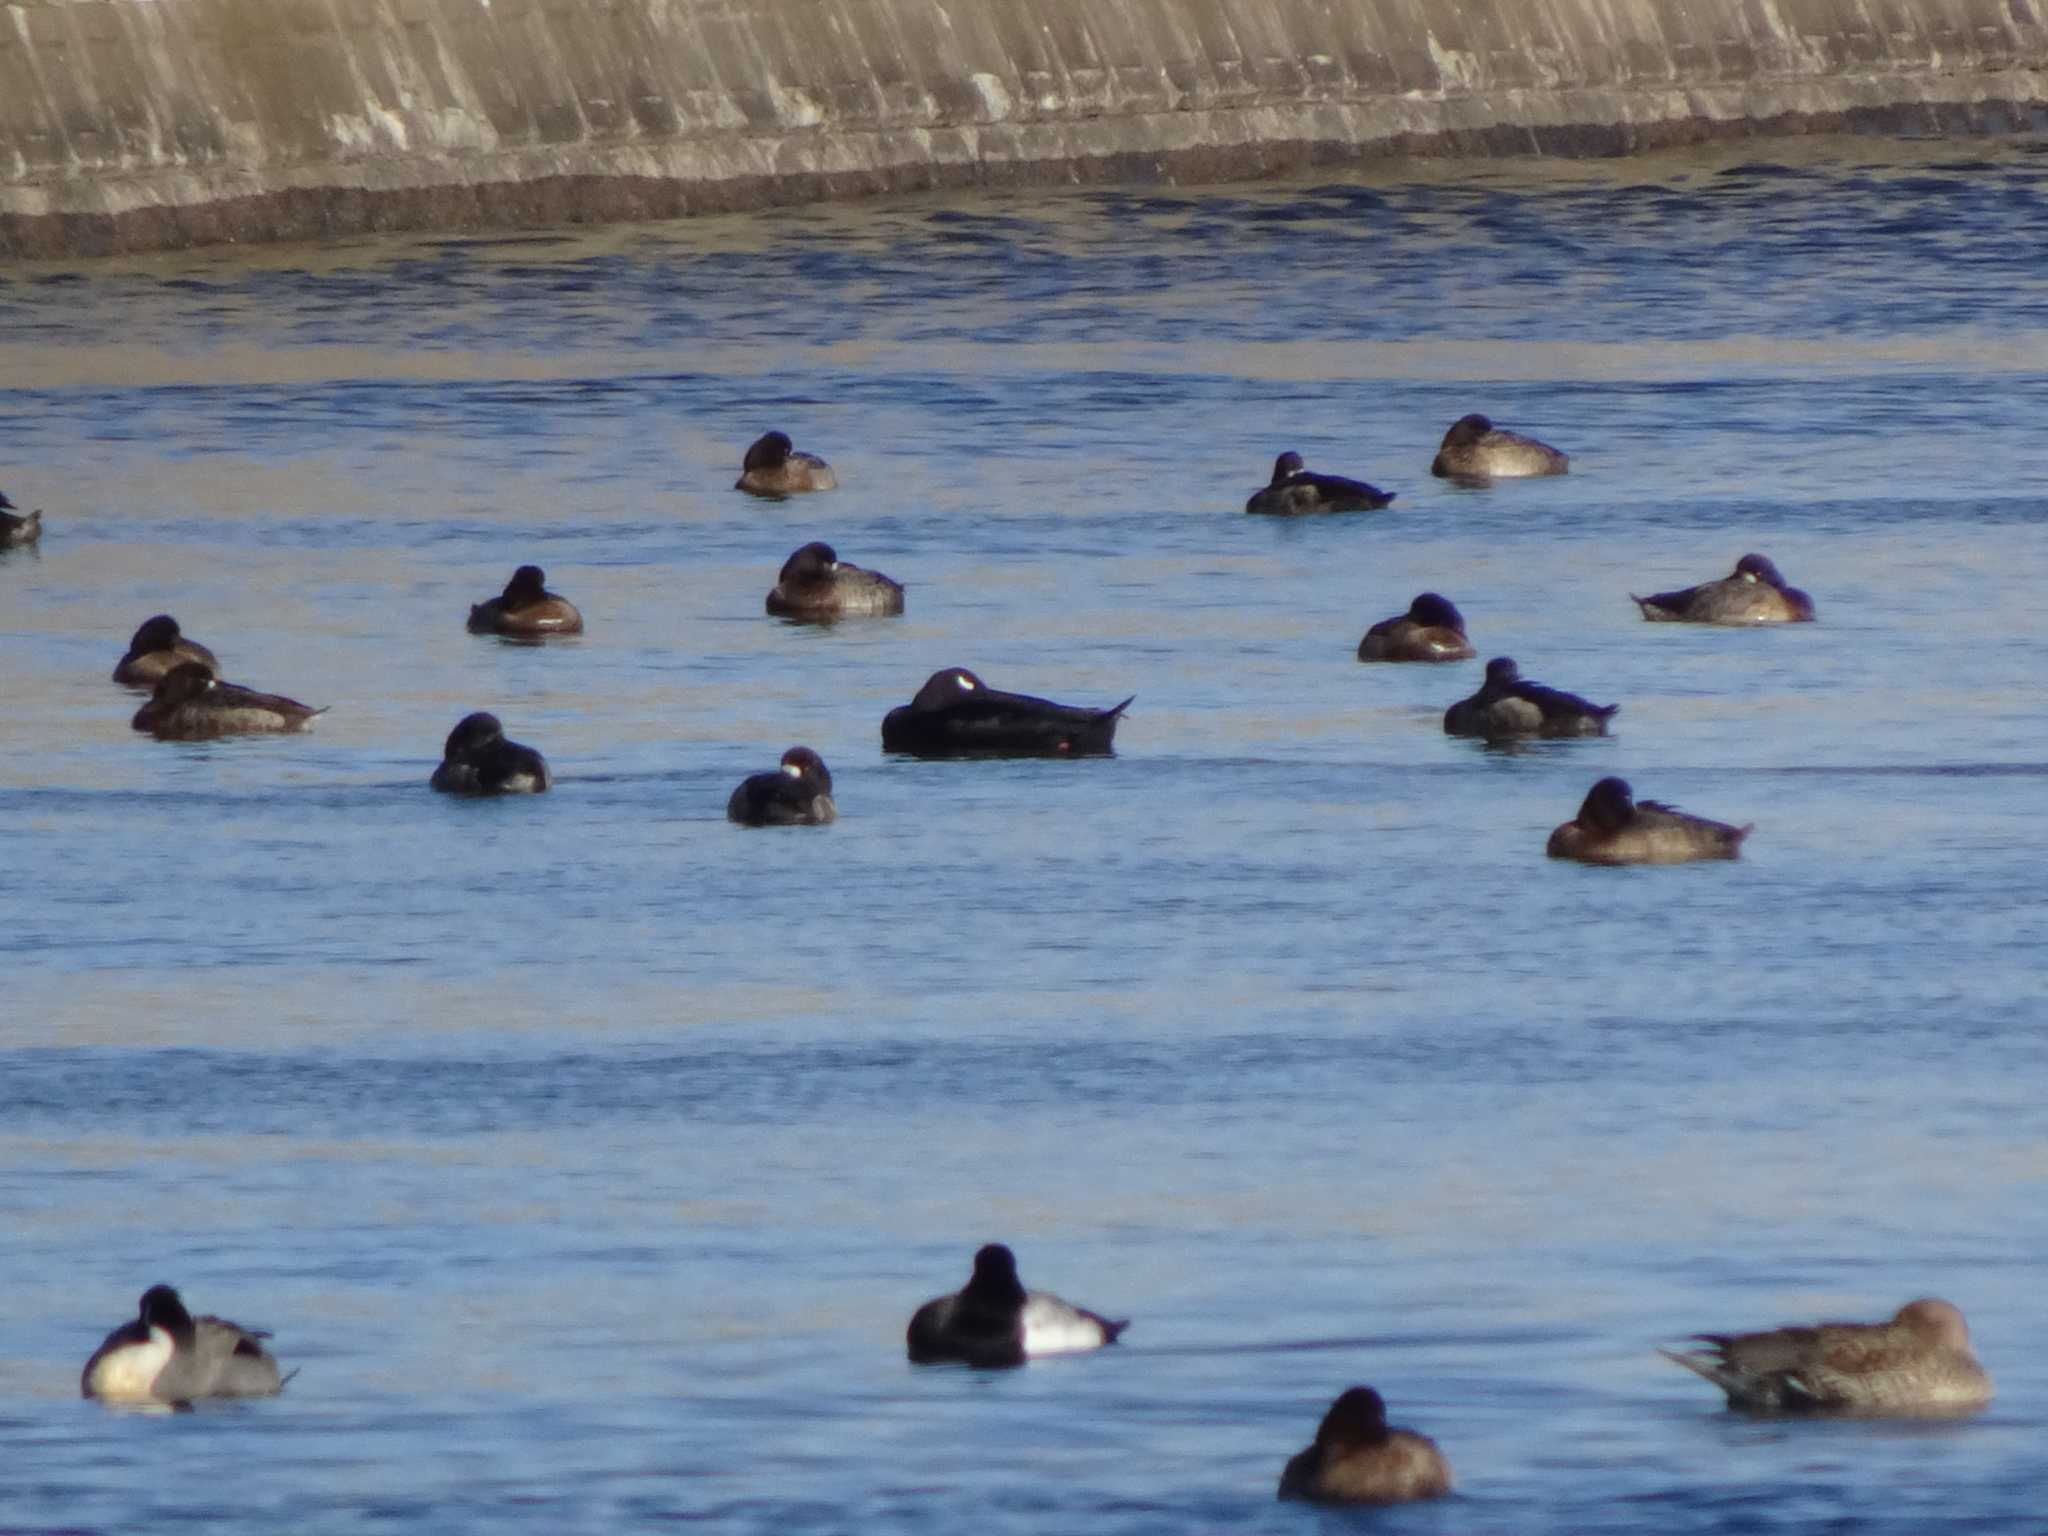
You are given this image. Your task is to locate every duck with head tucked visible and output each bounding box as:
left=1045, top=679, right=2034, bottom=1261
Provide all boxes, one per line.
left=467, top=564, right=584, bottom=639
left=765, top=541, right=903, bottom=620
left=1443, top=657, right=1615, bottom=739
left=736, top=430, right=837, bottom=497
left=1662, top=1298, right=1992, bottom=1417
left=1278, top=1386, right=1453, bottom=1505
left=1430, top=414, right=1569, bottom=482
left=132, top=662, right=325, bottom=739
left=1547, top=776, right=1749, bottom=865
left=0, top=488, right=41, bottom=547
left=1359, top=593, right=1476, bottom=662
left=431, top=712, right=551, bottom=795
left=882, top=667, right=1133, bottom=759
left=112, top=615, right=219, bottom=687
left=906, top=1243, right=1128, bottom=1369
left=82, top=1284, right=288, bottom=1406
left=727, top=746, right=837, bottom=826
left=1244, top=452, right=1395, bottom=515
left=1633, top=552, right=1815, bottom=624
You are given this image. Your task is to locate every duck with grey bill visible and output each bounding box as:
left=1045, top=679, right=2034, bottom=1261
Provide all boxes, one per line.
left=1547, top=776, right=1750, bottom=865
left=727, top=746, right=836, bottom=825
left=1358, top=593, right=1475, bottom=662
left=467, top=564, right=584, bottom=638
left=1244, top=452, right=1395, bottom=514
left=735, top=430, right=837, bottom=497
left=1443, top=656, right=1616, bottom=739
left=112, top=614, right=220, bottom=687
left=764, top=541, right=903, bottom=620
left=431, top=712, right=551, bottom=795
left=82, top=1284, right=289, bottom=1406
left=906, top=1243, right=1127, bottom=1368
left=1277, top=1386, right=1453, bottom=1505
left=1430, top=413, right=1569, bottom=482
left=131, top=662, right=325, bottom=739
left=0, top=488, right=42, bottom=546
left=1633, top=552, right=1816, bottom=623
left=1662, top=1297, right=1991, bottom=1416
left=881, top=668, right=1133, bottom=759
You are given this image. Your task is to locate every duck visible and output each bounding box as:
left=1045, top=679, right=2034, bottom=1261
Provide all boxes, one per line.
left=1277, top=1386, right=1453, bottom=1505
left=467, top=565, right=584, bottom=638
left=764, top=541, right=904, bottom=620
left=1430, top=414, right=1569, bottom=481
left=906, top=1243, right=1128, bottom=1368
left=430, top=712, right=551, bottom=795
left=1443, top=657, right=1616, bottom=738
left=1244, top=452, right=1395, bottom=514
left=881, top=668, right=1133, bottom=758
left=82, top=1284, right=287, bottom=1405
left=112, top=615, right=220, bottom=687
left=1358, top=593, right=1476, bottom=662
left=1633, top=552, right=1816, bottom=624
left=132, top=662, right=325, bottom=739
left=0, top=488, right=41, bottom=546
left=735, top=430, right=837, bottom=497
left=1661, top=1298, right=1992, bottom=1416
left=1546, top=776, right=1749, bottom=864
left=726, top=746, right=837, bottom=825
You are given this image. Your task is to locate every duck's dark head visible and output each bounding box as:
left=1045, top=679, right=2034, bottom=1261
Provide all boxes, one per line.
left=1733, top=553, right=1787, bottom=589
left=152, top=662, right=217, bottom=706
left=1318, top=1386, right=1390, bottom=1448
left=779, top=542, right=839, bottom=584
left=503, top=566, right=548, bottom=603
left=1483, top=656, right=1521, bottom=687
left=128, top=614, right=184, bottom=654
left=1269, top=451, right=1306, bottom=485
left=445, top=712, right=506, bottom=758
left=1581, top=776, right=1636, bottom=832
left=964, top=1243, right=1026, bottom=1305
left=1443, top=414, right=1494, bottom=446
left=1408, top=593, right=1465, bottom=632
left=778, top=746, right=832, bottom=792
left=743, top=431, right=794, bottom=471
left=137, top=1284, right=195, bottom=1338
left=911, top=667, right=985, bottom=711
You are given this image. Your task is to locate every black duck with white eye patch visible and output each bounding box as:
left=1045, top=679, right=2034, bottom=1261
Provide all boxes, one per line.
left=764, top=541, right=904, bottom=620
left=736, top=430, right=837, bottom=497
left=1546, top=776, right=1751, bottom=864
left=431, top=712, right=552, bottom=795
left=1430, top=413, right=1569, bottom=482
left=1633, top=552, right=1816, bottom=623
left=1244, top=451, right=1395, bottom=514
left=1358, top=592, right=1476, bottom=662
left=82, top=1284, right=288, bottom=1406
left=468, top=564, right=584, bottom=638
left=1443, top=656, right=1616, bottom=738
left=112, top=614, right=220, bottom=686
left=906, top=1243, right=1128, bottom=1369
left=726, top=746, right=837, bottom=825
left=131, top=662, right=326, bottom=739
left=881, top=668, right=1133, bottom=758
left=1277, top=1386, right=1453, bottom=1505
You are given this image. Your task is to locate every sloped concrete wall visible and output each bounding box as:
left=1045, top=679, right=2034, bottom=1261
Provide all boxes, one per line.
left=3, top=0, right=2045, bottom=255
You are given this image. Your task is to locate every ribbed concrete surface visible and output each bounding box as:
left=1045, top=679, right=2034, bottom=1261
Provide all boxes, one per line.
left=3, top=0, right=2045, bottom=254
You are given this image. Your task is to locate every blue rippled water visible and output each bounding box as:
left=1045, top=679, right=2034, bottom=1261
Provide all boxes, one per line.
left=2, top=137, right=2046, bottom=1532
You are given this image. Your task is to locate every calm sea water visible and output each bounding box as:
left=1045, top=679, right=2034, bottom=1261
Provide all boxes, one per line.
left=3, top=136, right=2047, bottom=1532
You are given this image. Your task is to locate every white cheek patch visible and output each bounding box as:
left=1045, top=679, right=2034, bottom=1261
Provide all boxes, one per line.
left=956, top=675, right=976, bottom=690
left=781, top=762, right=803, bottom=777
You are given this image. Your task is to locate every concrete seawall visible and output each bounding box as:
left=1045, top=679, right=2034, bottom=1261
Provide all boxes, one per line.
left=3, top=0, right=2045, bottom=256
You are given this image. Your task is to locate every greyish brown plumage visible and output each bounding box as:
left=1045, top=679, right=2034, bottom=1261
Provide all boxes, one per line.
left=1661, top=1297, right=1992, bottom=1416
left=1277, top=1387, right=1452, bottom=1505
